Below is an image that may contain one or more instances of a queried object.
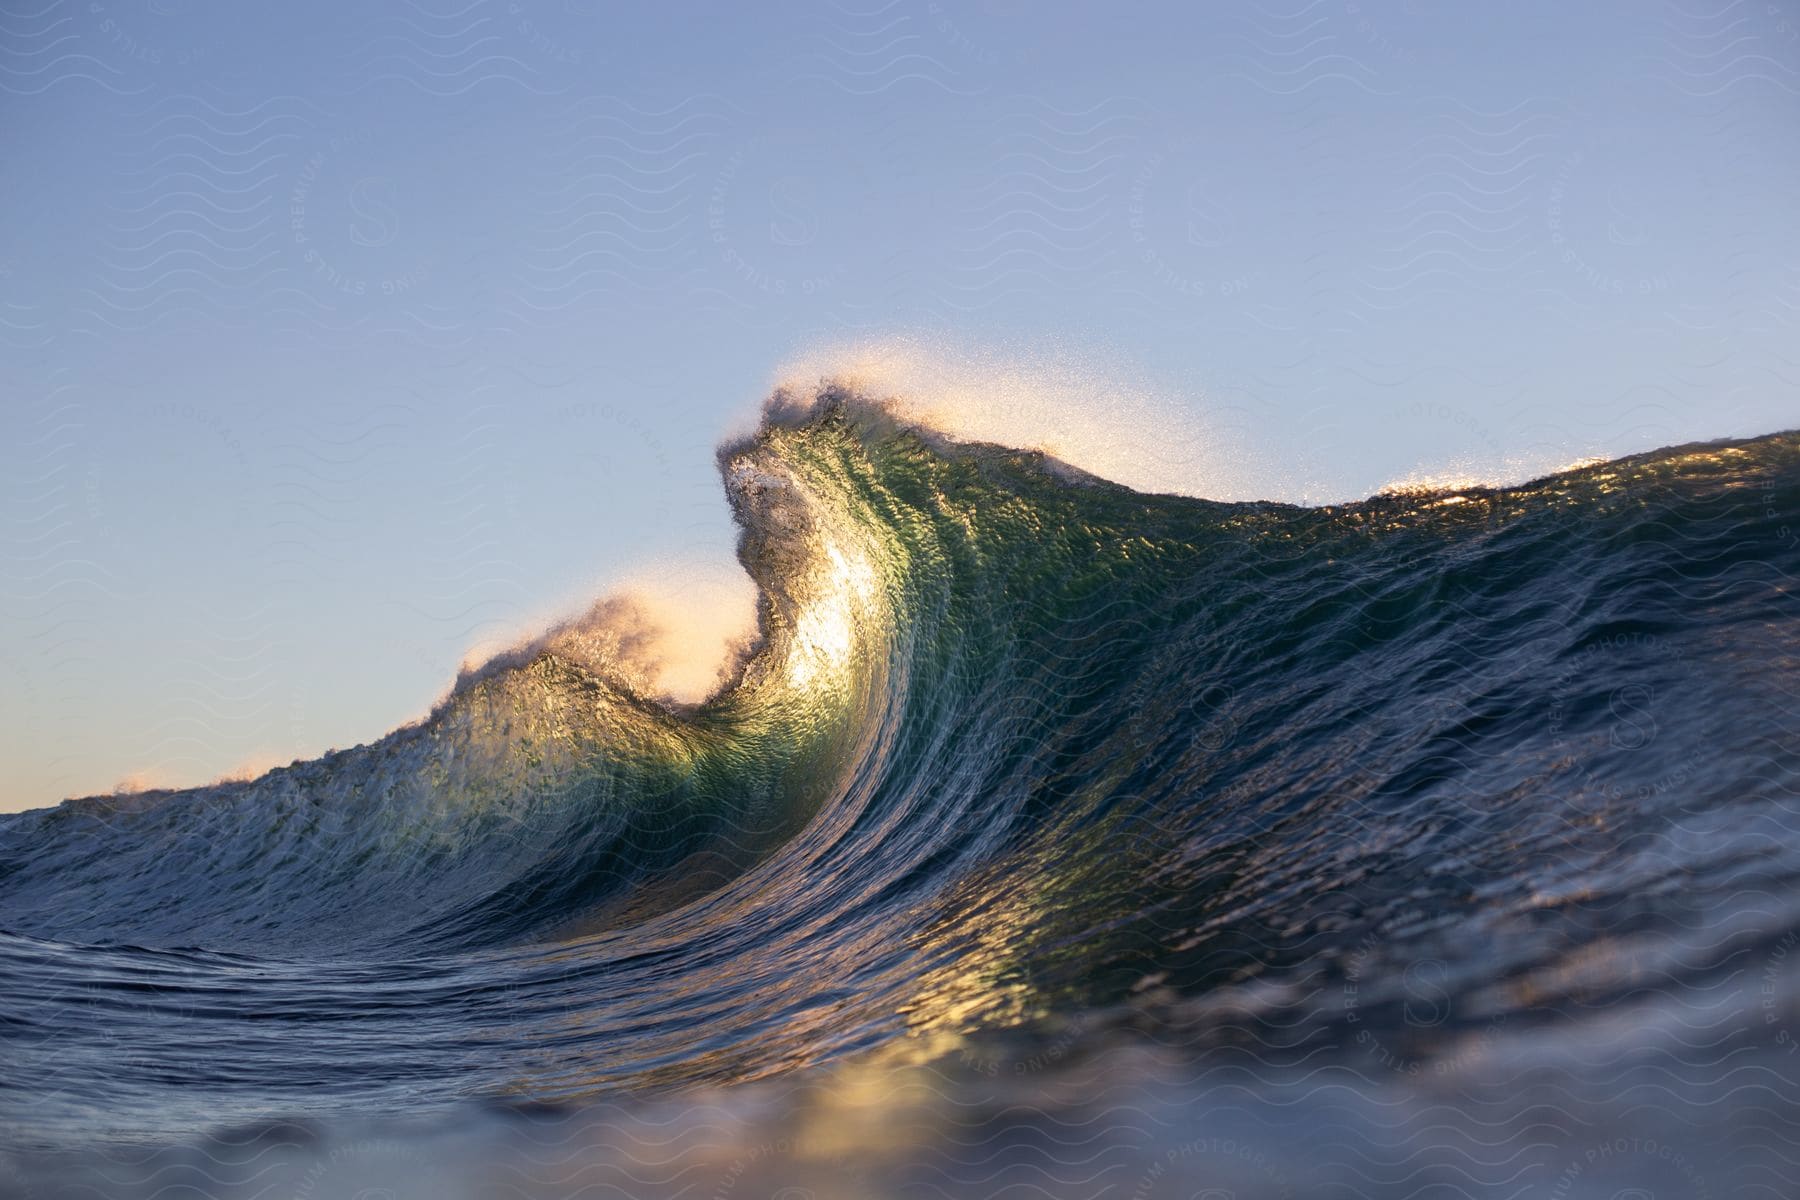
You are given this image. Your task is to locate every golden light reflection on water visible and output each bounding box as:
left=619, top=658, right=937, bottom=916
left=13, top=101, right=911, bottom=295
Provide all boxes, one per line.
left=876, top=865, right=1059, bottom=1072
left=785, top=540, right=876, bottom=693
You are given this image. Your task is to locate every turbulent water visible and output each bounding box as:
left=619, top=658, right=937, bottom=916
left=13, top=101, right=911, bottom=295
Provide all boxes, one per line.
left=4, top=390, right=1800, bottom=1199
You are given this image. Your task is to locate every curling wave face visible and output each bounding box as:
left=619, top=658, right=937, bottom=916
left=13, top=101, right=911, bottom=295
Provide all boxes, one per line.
left=4, top=391, right=1800, bottom=1196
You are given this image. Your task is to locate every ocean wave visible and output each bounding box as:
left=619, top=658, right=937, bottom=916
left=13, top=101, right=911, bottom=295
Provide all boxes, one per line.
left=3, top=386, right=1798, bottom=1196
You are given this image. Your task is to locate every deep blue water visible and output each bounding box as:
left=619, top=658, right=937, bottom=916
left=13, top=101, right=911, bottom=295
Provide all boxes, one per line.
left=4, top=393, right=1799, bottom=1198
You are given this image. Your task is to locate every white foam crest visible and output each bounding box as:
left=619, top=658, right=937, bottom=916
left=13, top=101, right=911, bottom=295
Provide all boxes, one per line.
left=1375, top=452, right=1617, bottom=497
left=457, top=558, right=759, bottom=707
left=768, top=335, right=1271, bottom=501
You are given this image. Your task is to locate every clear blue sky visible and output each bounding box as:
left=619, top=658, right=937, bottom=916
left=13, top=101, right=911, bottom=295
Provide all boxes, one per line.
left=2, top=0, right=1797, bottom=809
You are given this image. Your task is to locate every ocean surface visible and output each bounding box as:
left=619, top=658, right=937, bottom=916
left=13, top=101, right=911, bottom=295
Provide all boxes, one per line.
left=4, top=390, right=1799, bottom=1199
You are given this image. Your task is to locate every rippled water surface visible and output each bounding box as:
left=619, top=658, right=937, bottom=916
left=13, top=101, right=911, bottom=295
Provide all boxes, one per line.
left=5, top=394, right=1799, bottom=1197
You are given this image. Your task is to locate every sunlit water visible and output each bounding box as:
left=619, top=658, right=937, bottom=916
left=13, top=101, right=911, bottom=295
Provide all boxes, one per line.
left=4, top=391, right=1799, bottom=1198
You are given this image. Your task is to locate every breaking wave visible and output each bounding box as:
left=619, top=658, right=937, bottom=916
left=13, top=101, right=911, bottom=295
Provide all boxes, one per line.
left=4, top=388, right=1799, bottom=1198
